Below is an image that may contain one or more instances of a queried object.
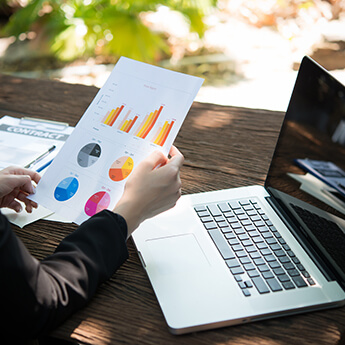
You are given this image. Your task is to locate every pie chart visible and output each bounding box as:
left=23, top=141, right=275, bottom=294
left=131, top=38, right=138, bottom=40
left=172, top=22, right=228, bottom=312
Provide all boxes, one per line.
left=54, top=177, right=79, bottom=201
left=84, top=191, right=111, bottom=216
left=77, top=143, right=101, bottom=167
left=109, top=156, right=134, bottom=181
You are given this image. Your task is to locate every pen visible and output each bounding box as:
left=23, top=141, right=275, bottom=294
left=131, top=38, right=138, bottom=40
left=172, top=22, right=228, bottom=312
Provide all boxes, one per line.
left=36, top=158, right=54, bottom=173
left=25, top=145, right=56, bottom=169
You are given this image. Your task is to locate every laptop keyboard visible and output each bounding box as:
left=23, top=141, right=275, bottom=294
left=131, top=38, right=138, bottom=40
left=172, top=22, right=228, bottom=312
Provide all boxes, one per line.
left=194, top=198, right=315, bottom=297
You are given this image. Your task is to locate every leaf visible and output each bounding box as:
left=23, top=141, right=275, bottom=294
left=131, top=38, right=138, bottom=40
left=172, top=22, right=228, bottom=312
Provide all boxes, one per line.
left=2, top=0, right=218, bottom=63
left=101, top=12, right=169, bottom=62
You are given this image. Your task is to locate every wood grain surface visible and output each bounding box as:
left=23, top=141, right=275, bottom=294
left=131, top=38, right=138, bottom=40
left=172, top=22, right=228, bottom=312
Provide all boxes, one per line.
left=1, top=74, right=344, bottom=345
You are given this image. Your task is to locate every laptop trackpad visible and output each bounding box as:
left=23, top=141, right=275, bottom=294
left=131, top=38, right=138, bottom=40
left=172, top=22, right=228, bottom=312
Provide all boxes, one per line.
left=146, top=234, right=210, bottom=275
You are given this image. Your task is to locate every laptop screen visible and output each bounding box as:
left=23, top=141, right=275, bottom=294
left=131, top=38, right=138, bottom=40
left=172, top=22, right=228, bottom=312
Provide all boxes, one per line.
left=265, top=56, right=345, bottom=280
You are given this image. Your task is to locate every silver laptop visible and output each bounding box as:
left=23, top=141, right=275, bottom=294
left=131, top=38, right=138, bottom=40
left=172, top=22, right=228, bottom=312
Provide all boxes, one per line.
left=132, top=56, right=345, bottom=334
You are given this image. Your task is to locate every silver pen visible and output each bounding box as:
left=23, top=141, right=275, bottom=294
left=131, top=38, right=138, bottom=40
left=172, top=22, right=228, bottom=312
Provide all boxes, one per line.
left=24, top=145, right=56, bottom=169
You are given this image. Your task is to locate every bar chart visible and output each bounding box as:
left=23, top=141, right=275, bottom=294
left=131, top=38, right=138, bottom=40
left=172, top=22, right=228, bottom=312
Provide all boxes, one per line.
left=102, top=105, right=125, bottom=126
left=134, top=106, right=164, bottom=139
left=150, top=120, right=175, bottom=147
left=117, top=110, right=138, bottom=133
left=100, top=102, right=174, bottom=146
left=32, top=57, right=203, bottom=224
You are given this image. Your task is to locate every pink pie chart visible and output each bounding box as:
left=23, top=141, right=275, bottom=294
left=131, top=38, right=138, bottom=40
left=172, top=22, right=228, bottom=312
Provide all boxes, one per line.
left=84, top=191, right=111, bottom=216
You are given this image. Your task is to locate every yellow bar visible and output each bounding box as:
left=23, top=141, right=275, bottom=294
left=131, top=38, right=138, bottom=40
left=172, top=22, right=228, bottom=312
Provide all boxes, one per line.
left=123, top=119, right=132, bottom=132
left=137, top=110, right=156, bottom=138
left=102, top=110, right=111, bottom=123
left=154, top=121, right=169, bottom=144
left=137, top=111, right=154, bottom=137
left=104, top=108, right=118, bottom=125
left=120, top=120, right=129, bottom=131
left=150, top=126, right=162, bottom=143
left=134, top=114, right=148, bottom=136
left=117, top=110, right=129, bottom=130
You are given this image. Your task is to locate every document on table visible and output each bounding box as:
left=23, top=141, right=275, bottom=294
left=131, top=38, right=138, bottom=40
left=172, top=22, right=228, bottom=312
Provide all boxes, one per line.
left=0, top=116, right=74, bottom=171
left=31, top=57, right=204, bottom=224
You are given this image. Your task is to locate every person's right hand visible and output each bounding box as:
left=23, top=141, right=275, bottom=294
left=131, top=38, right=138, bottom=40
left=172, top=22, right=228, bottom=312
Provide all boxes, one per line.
left=113, top=145, right=184, bottom=237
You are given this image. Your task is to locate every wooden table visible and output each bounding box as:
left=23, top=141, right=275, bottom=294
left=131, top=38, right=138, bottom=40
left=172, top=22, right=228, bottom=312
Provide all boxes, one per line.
left=1, top=74, right=345, bottom=345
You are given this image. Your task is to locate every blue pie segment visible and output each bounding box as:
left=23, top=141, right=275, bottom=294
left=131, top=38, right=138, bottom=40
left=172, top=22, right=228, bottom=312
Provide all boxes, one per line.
left=54, top=177, right=79, bottom=201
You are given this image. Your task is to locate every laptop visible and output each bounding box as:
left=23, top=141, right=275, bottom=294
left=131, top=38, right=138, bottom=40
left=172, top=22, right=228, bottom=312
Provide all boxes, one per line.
left=132, top=56, right=345, bottom=334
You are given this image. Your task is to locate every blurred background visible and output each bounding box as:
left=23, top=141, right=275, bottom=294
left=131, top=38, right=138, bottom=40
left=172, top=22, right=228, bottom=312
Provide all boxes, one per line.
left=0, top=0, right=345, bottom=111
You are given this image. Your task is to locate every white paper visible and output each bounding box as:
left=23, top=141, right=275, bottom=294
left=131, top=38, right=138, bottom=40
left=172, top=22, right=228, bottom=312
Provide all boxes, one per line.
left=0, top=116, right=74, bottom=171
left=1, top=205, right=54, bottom=228
left=31, top=57, right=203, bottom=224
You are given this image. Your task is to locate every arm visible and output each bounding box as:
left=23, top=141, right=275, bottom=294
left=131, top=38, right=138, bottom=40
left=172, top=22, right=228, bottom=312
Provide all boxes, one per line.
left=0, top=146, right=184, bottom=341
left=0, top=209, right=128, bottom=341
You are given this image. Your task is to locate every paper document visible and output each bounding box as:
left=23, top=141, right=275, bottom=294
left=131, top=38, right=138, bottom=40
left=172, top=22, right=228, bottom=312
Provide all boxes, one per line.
left=0, top=116, right=74, bottom=171
left=1, top=205, right=54, bottom=228
left=31, top=57, right=203, bottom=224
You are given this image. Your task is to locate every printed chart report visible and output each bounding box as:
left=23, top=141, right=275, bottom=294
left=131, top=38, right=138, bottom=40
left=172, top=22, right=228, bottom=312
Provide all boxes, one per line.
left=31, top=57, right=203, bottom=224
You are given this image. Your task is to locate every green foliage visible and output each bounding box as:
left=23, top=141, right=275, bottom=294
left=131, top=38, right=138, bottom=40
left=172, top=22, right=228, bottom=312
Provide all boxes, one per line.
left=3, top=0, right=218, bottom=63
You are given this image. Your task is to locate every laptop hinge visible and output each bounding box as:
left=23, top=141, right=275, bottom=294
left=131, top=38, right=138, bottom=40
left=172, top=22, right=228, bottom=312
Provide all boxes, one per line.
left=265, top=195, right=338, bottom=284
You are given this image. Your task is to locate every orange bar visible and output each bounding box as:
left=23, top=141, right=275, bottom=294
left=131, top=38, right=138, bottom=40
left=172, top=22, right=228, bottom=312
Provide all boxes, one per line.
left=158, top=120, right=174, bottom=146
left=140, top=111, right=157, bottom=138
left=104, top=108, right=117, bottom=125
left=107, top=108, right=118, bottom=126
left=109, top=104, right=124, bottom=126
left=123, top=119, right=132, bottom=132
left=126, top=116, right=138, bottom=133
left=142, top=106, right=163, bottom=139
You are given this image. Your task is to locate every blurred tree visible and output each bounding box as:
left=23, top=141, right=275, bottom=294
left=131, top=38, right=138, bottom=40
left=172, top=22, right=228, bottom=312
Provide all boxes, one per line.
left=2, top=0, right=217, bottom=63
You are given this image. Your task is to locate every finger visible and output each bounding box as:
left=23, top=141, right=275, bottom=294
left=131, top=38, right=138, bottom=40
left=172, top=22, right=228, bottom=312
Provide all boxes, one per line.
left=169, top=145, right=179, bottom=157
left=167, top=146, right=184, bottom=168
left=16, top=191, right=36, bottom=205
left=22, top=169, right=41, bottom=184
left=4, top=166, right=41, bottom=184
left=15, top=192, right=38, bottom=213
left=12, top=175, right=36, bottom=195
left=7, top=200, right=23, bottom=213
left=24, top=201, right=34, bottom=213
left=22, top=197, right=38, bottom=211
left=140, top=151, right=168, bottom=171
left=2, top=175, right=34, bottom=195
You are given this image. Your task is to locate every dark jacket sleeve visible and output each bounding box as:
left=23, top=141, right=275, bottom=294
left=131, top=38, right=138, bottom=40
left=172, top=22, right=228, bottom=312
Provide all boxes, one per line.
left=0, top=209, right=129, bottom=342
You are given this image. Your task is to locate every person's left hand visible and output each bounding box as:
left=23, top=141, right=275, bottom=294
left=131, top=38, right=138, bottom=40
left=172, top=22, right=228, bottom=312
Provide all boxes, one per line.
left=0, top=166, right=41, bottom=213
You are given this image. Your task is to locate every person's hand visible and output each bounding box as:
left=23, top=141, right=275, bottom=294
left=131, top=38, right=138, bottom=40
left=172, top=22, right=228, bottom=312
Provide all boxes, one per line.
left=0, top=166, right=40, bottom=213
left=113, top=145, right=184, bottom=236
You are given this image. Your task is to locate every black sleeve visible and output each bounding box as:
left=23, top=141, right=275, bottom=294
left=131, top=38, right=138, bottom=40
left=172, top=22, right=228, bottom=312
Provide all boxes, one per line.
left=0, top=209, right=129, bottom=342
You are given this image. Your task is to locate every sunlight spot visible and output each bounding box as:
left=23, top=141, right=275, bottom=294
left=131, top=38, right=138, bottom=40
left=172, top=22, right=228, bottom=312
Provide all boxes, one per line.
left=191, top=111, right=234, bottom=130
left=105, top=33, right=113, bottom=42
